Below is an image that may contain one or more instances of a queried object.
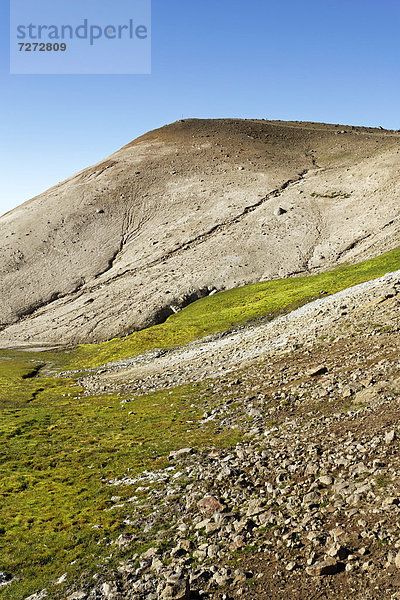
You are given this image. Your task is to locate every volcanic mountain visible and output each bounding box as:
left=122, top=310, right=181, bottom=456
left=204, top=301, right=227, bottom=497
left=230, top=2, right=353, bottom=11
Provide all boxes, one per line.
left=1, top=118, right=399, bottom=345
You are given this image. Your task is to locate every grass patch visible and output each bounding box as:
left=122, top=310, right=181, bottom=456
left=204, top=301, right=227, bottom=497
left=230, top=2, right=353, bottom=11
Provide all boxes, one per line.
left=52, top=246, right=400, bottom=369
left=0, top=357, right=80, bottom=408
left=375, top=475, right=388, bottom=488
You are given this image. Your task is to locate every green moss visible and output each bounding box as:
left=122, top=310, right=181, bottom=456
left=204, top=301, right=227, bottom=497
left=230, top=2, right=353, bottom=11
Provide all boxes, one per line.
left=0, top=357, right=81, bottom=408
left=0, top=362, right=240, bottom=600
left=375, top=475, right=388, bottom=488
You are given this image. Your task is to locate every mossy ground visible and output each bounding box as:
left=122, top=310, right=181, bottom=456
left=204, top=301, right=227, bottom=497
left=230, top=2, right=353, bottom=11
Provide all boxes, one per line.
left=1, top=247, right=399, bottom=598
left=0, top=359, right=239, bottom=599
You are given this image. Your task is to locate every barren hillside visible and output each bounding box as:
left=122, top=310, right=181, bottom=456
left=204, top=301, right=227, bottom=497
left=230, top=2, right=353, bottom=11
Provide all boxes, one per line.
left=1, top=119, right=399, bottom=345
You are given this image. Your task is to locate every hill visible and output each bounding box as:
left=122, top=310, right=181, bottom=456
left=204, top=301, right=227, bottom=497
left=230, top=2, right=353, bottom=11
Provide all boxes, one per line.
left=1, top=119, right=399, bottom=345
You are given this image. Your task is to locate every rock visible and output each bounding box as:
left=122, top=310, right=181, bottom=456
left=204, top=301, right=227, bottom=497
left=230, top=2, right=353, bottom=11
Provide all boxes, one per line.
left=26, top=591, right=48, bottom=600
left=319, top=475, right=333, bottom=486
left=168, top=448, right=193, bottom=460
left=55, top=573, right=67, bottom=585
left=326, top=544, right=348, bottom=560
left=0, top=572, right=12, bottom=586
left=142, top=547, right=158, bottom=559
left=275, top=207, right=287, bottom=216
left=306, top=557, right=341, bottom=576
left=385, top=430, right=397, bottom=444
left=67, top=593, right=87, bottom=600
left=101, top=583, right=118, bottom=599
left=159, top=577, right=190, bottom=600
left=307, top=365, right=328, bottom=377
left=34, top=275, right=400, bottom=600
left=395, top=551, right=400, bottom=569
left=197, top=495, right=225, bottom=515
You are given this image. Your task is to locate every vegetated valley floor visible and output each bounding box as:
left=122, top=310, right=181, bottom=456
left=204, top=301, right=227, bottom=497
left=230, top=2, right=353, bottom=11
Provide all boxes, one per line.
left=1, top=258, right=400, bottom=600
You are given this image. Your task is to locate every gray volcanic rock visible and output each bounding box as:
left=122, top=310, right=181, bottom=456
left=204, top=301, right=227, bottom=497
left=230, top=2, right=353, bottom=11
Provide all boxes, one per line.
left=1, top=118, right=399, bottom=345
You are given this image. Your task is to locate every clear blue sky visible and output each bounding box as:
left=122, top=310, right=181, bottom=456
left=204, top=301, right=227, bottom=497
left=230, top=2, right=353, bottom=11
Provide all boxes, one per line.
left=1, top=0, right=399, bottom=216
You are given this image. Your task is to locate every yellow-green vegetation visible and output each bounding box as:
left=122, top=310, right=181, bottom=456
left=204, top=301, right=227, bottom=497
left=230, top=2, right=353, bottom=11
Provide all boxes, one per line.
left=0, top=357, right=78, bottom=408
left=0, top=356, right=239, bottom=600
left=62, top=246, right=400, bottom=369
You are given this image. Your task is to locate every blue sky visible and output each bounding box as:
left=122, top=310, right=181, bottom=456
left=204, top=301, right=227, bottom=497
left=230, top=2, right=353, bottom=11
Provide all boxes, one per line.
left=1, top=0, right=400, bottom=215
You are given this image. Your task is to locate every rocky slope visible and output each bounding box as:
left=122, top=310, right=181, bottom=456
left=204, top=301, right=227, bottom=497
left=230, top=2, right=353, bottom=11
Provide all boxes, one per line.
left=26, top=268, right=398, bottom=600
left=80, top=269, right=400, bottom=395
left=1, top=119, right=400, bottom=345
